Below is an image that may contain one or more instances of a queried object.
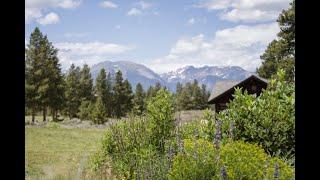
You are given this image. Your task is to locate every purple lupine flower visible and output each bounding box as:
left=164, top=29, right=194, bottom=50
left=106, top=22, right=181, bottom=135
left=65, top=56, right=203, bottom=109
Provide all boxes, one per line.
left=221, top=165, right=227, bottom=179
left=215, top=119, right=222, bottom=150
left=274, top=163, right=279, bottom=178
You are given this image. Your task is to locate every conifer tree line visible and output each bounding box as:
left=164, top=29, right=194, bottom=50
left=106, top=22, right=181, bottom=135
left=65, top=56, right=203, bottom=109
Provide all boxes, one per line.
left=25, top=27, right=211, bottom=124
left=257, top=0, right=295, bottom=82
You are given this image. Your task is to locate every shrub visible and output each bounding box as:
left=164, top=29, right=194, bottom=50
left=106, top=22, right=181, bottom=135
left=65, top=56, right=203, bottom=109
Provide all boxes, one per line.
left=147, top=89, right=175, bottom=153
left=91, top=117, right=164, bottom=179
left=218, top=69, right=295, bottom=160
left=179, top=120, right=209, bottom=140
left=91, top=97, right=107, bottom=124
left=77, top=100, right=94, bottom=121
left=168, top=138, right=218, bottom=180
left=217, top=141, right=294, bottom=179
left=218, top=141, right=268, bottom=179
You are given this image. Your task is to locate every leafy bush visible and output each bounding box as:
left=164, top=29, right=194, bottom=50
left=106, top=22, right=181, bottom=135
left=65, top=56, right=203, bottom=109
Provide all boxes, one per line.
left=147, top=89, right=175, bottom=153
left=168, top=138, right=218, bottom=180
left=168, top=140, right=294, bottom=180
left=77, top=100, right=94, bottom=121
left=91, top=116, right=167, bottom=179
left=218, top=141, right=268, bottom=179
left=218, top=141, right=294, bottom=179
left=218, top=69, right=295, bottom=160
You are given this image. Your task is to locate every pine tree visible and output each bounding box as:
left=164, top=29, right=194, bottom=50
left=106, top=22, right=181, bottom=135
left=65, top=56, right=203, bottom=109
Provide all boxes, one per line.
left=95, top=68, right=110, bottom=116
left=146, top=86, right=155, bottom=100
left=25, top=27, right=65, bottom=122
left=132, top=83, right=146, bottom=116
left=154, top=82, right=162, bottom=93
left=192, top=79, right=203, bottom=109
left=257, top=0, right=295, bottom=82
left=105, top=72, right=113, bottom=117
left=45, top=37, right=65, bottom=121
left=176, top=82, right=183, bottom=94
left=123, top=79, right=134, bottom=114
left=25, top=27, right=43, bottom=123
left=200, top=84, right=210, bottom=109
left=113, top=70, right=125, bottom=118
left=92, top=97, right=106, bottom=124
left=65, top=64, right=81, bottom=119
left=95, top=68, right=107, bottom=100
left=79, top=64, right=94, bottom=102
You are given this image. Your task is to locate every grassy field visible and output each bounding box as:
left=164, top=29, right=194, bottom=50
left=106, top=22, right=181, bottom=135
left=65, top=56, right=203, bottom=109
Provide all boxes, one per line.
left=25, top=110, right=205, bottom=179
left=25, top=125, right=105, bottom=179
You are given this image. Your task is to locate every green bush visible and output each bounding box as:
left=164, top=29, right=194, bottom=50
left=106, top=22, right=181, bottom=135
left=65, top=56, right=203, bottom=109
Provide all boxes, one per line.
left=217, top=141, right=294, bottom=179
left=91, top=116, right=167, bottom=179
left=168, top=138, right=218, bottom=180
left=168, top=140, right=294, bottom=180
left=77, top=100, right=94, bottom=121
left=218, top=69, right=295, bottom=160
left=147, top=89, right=175, bottom=153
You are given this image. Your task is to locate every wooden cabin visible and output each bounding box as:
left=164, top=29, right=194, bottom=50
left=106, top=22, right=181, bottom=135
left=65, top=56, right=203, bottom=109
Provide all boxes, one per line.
left=208, top=74, right=268, bottom=112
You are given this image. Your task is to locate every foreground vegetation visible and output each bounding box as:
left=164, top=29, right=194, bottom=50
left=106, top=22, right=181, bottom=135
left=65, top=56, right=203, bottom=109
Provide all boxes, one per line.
left=90, top=70, right=295, bottom=179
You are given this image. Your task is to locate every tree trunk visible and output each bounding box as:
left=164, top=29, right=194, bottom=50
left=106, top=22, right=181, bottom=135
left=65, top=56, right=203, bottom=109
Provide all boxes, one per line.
left=43, top=107, right=47, bottom=122
left=52, top=109, right=55, bottom=122
left=31, top=109, right=35, bottom=124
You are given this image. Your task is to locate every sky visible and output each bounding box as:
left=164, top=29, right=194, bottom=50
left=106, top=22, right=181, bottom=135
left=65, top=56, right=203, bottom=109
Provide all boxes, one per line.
left=25, top=0, right=291, bottom=74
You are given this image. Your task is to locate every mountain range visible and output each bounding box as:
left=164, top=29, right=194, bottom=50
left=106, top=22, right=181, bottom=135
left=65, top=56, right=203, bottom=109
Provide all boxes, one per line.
left=90, top=60, right=253, bottom=92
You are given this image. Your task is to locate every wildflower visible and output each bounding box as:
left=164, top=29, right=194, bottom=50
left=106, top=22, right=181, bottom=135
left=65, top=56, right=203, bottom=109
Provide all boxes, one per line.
left=221, top=165, right=227, bottom=179
left=273, top=163, right=279, bottom=178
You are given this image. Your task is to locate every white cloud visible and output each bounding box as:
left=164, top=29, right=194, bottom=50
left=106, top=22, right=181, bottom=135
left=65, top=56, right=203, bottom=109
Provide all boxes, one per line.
left=37, top=12, right=60, bottom=25
left=136, top=1, right=152, bottom=9
left=100, top=1, right=118, bottom=9
left=153, top=11, right=160, bottom=16
left=25, top=0, right=81, bottom=24
left=194, top=0, right=231, bottom=10
left=148, top=23, right=279, bottom=73
left=64, top=32, right=88, bottom=38
left=115, top=25, right=121, bottom=29
left=54, top=41, right=135, bottom=69
left=194, top=0, right=291, bottom=22
left=127, top=8, right=142, bottom=16
left=220, top=9, right=278, bottom=22
left=188, top=18, right=196, bottom=25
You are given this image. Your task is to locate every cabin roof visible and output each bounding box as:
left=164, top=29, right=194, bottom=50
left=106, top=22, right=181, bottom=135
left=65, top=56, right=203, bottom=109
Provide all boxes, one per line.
left=208, top=74, right=268, bottom=103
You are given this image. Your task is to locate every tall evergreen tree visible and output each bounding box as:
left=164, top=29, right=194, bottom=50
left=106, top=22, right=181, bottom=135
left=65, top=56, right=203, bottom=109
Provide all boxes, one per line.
left=105, top=72, right=113, bottom=117
left=25, top=27, right=44, bottom=123
left=113, top=70, right=125, bottom=118
left=154, top=82, right=162, bottom=93
left=123, top=79, right=134, bottom=114
left=132, top=83, right=145, bottom=116
left=176, top=82, right=183, bottom=94
left=26, top=27, right=65, bottom=122
left=112, top=71, right=133, bottom=118
left=146, top=86, right=155, bottom=100
left=65, top=64, right=81, bottom=119
left=79, top=64, right=94, bottom=102
left=92, top=97, right=106, bottom=124
left=95, top=68, right=107, bottom=100
left=45, top=37, right=65, bottom=121
left=257, top=0, right=295, bottom=82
